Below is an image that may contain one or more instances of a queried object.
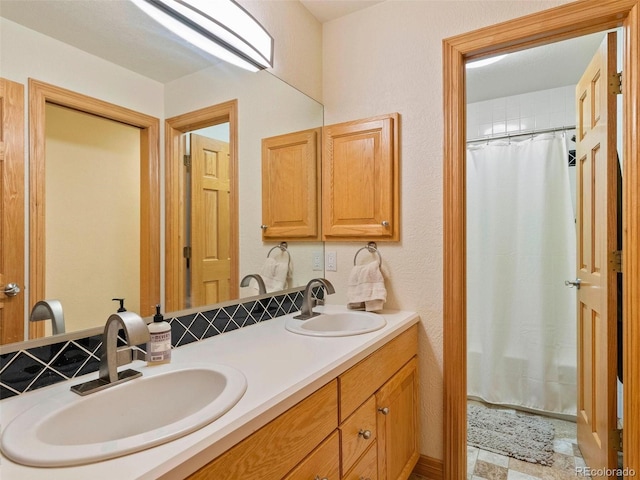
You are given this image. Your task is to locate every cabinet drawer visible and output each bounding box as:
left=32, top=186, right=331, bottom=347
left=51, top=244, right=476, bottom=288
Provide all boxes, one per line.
left=340, top=396, right=377, bottom=473
left=283, top=430, right=340, bottom=480
left=339, top=325, right=417, bottom=422
left=187, top=380, right=338, bottom=480
left=343, top=441, right=378, bottom=480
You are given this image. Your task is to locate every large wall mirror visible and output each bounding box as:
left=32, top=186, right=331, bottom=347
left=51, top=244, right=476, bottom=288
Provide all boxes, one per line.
left=0, top=2, right=323, bottom=350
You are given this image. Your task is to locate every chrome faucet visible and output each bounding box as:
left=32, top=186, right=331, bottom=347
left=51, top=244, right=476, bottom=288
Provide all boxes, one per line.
left=71, top=312, right=150, bottom=396
left=294, top=278, right=335, bottom=320
left=240, top=274, right=267, bottom=294
left=30, top=299, right=65, bottom=335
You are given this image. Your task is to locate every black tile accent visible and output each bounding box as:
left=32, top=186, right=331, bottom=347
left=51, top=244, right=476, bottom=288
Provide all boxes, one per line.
left=49, top=342, right=92, bottom=378
left=30, top=367, right=66, bottom=391
left=188, top=313, right=212, bottom=339
left=0, top=352, right=46, bottom=393
left=1, top=384, right=19, bottom=400
left=212, top=309, right=232, bottom=333
left=28, top=342, right=66, bottom=364
left=0, top=289, right=304, bottom=397
left=175, top=329, right=198, bottom=347
left=74, top=355, right=100, bottom=378
left=74, top=334, right=102, bottom=354
left=0, top=351, right=17, bottom=371
left=169, top=318, right=188, bottom=347
left=202, top=323, right=221, bottom=339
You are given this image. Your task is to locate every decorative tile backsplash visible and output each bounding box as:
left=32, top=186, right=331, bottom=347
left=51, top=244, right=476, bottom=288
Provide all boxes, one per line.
left=0, top=290, right=305, bottom=400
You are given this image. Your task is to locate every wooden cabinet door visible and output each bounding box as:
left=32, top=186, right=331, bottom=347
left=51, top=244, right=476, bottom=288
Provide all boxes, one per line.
left=322, top=113, right=398, bottom=241
left=376, top=357, right=418, bottom=480
left=261, top=128, right=320, bottom=240
left=282, top=430, right=340, bottom=480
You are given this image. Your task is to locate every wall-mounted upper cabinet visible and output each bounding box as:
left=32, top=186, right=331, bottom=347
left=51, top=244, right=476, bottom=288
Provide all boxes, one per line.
left=322, top=113, right=399, bottom=241
left=261, top=128, right=321, bottom=240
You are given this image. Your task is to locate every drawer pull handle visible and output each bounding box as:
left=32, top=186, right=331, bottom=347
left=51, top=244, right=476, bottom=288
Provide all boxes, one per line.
left=358, top=429, right=372, bottom=440
left=378, top=407, right=389, bottom=415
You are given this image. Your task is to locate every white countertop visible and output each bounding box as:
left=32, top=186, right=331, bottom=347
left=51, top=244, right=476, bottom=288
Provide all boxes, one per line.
left=0, top=305, right=418, bottom=479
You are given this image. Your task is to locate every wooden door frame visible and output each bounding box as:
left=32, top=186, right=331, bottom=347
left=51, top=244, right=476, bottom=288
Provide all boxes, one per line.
left=29, top=79, right=160, bottom=333
left=443, top=1, right=640, bottom=478
left=0, top=78, right=25, bottom=344
left=164, top=100, right=239, bottom=312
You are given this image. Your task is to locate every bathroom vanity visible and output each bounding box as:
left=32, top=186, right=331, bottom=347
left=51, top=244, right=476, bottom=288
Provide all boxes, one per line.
left=0, top=306, right=419, bottom=479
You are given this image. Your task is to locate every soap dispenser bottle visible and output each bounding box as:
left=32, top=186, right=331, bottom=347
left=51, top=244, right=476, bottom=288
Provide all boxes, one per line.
left=147, top=304, right=171, bottom=364
left=112, top=298, right=127, bottom=312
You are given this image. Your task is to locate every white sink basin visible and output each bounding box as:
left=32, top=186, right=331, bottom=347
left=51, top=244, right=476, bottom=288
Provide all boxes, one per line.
left=0, top=363, right=247, bottom=467
left=285, top=311, right=386, bottom=337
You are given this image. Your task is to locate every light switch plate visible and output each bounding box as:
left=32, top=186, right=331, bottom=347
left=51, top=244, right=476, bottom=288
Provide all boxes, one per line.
left=326, top=251, right=337, bottom=271
left=312, top=251, right=323, bottom=271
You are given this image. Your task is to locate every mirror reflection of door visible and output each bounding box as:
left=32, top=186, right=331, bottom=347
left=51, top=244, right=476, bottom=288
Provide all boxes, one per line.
left=186, top=128, right=234, bottom=308
left=44, top=103, right=141, bottom=333
left=0, top=78, right=25, bottom=346
left=465, top=31, right=622, bottom=478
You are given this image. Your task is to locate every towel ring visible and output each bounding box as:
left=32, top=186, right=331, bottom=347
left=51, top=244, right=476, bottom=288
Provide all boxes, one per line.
left=267, top=242, right=291, bottom=268
left=353, top=242, right=382, bottom=267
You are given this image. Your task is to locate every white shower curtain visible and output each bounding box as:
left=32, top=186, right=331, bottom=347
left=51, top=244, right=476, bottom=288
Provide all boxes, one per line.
left=466, top=134, right=577, bottom=416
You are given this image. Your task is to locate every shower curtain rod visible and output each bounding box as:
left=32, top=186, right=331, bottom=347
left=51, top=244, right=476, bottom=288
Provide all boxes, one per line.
left=467, top=125, right=576, bottom=144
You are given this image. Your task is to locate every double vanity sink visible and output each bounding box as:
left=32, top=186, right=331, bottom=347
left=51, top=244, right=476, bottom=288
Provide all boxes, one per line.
left=285, top=310, right=386, bottom=337
left=1, top=363, right=247, bottom=467
left=0, top=306, right=413, bottom=478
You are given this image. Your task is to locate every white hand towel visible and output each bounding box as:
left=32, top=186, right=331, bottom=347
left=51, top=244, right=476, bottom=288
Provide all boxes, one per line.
left=347, top=260, right=387, bottom=312
left=259, top=257, right=289, bottom=293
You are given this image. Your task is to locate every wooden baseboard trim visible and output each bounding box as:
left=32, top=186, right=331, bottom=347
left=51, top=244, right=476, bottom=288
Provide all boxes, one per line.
left=413, top=454, right=444, bottom=480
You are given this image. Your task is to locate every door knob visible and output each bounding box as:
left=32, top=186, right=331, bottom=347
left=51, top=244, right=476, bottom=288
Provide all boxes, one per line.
left=564, top=278, right=582, bottom=289
left=2, top=282, right=21, bottom=297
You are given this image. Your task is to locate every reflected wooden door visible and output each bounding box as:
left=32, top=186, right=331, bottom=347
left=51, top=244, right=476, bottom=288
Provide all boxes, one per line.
left=575, top=32, right=619, bottom=477
left=190, top=133, right=234, bottom=306
left=0, top=78, right=25, bottom=345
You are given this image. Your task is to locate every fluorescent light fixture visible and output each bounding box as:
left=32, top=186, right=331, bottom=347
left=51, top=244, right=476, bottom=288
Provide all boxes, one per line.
left=466, top=54, right=507, bottom=69
left=131, top=0, right=274, bottom=72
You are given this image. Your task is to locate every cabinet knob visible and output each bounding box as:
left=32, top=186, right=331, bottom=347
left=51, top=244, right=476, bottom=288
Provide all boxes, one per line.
left=260, top=224, right=268, bottom=230
left=314, top=476, right=328, bottom=480
left=358, top=429, right=372, bottom=440
left=378, top=407, right=389, bottom=415
left=381, top=220, right=390, bottom=227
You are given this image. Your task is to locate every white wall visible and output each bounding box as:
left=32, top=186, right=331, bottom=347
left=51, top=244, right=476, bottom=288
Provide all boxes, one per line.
left=321, top=0, right=573, bottom=460
left=237, top=0, right=323, bottom=102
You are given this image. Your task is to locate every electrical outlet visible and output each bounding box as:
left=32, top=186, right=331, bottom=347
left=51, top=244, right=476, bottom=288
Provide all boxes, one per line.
left=326, top=251, right=337, bottom=271
left=312, top=251, right=323, bottom=271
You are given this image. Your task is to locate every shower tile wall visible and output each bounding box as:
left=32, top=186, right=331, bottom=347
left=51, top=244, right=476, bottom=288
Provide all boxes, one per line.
left=466, top=85, right=576, bottom=141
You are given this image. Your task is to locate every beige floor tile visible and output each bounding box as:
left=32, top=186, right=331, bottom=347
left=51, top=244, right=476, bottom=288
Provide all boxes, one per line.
left=474, top=459, right=509, bottom=480
left=509, top=458, right=544, bottom=477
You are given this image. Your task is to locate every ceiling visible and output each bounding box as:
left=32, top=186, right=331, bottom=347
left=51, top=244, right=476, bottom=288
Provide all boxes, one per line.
left=466, top=32, right=607, bottom=103
left=299, top=0, right=385, bottom=23
left=0, top=0, right=609, bottom=99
